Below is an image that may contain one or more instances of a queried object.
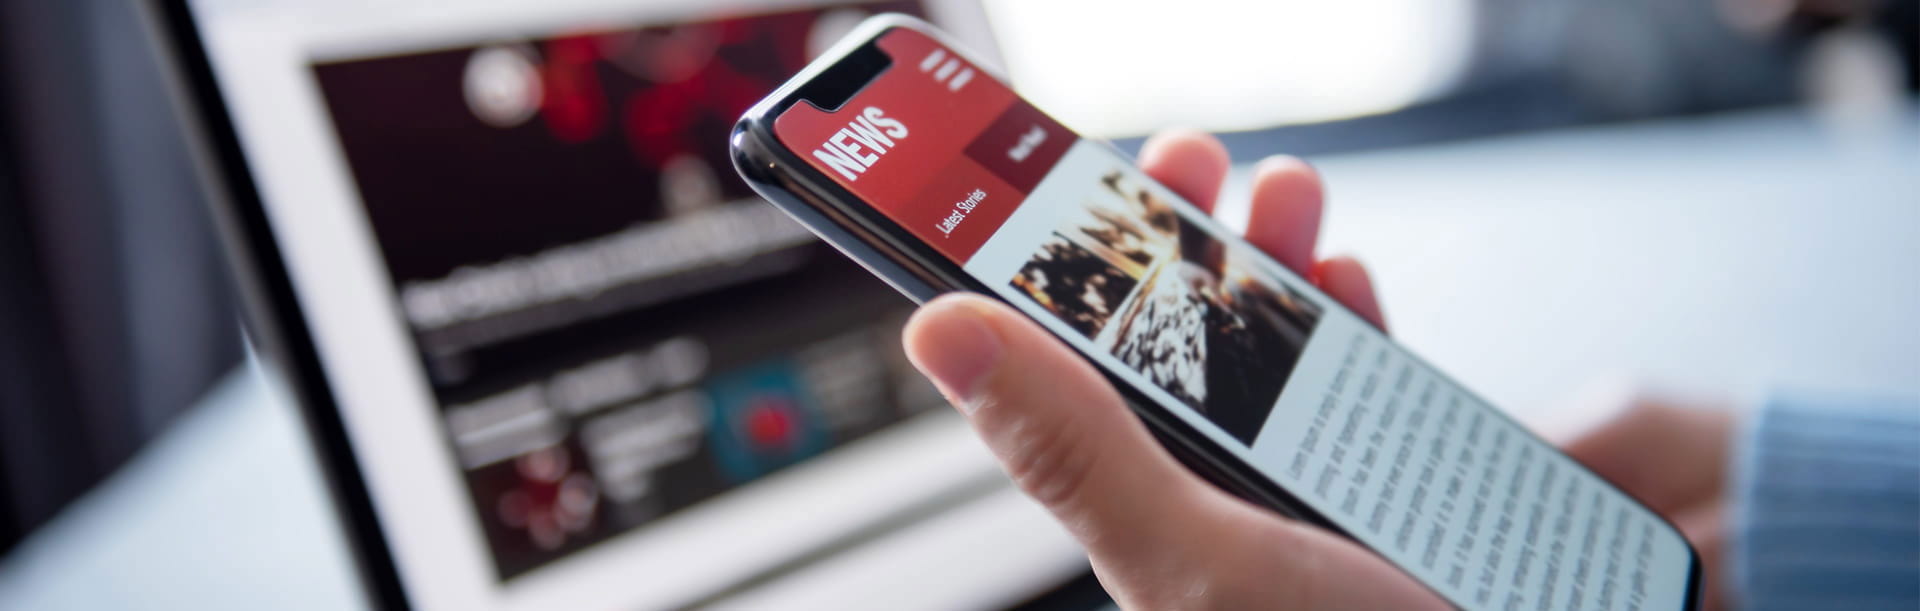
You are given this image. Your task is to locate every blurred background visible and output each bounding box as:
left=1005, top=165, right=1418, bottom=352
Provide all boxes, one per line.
left=0, top=0, right=1913, bottom=608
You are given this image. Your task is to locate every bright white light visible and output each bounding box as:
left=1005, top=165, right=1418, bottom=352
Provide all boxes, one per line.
left=983, top=0, right=1474, bottom=136
left=464, top=45, right=543, bottom=128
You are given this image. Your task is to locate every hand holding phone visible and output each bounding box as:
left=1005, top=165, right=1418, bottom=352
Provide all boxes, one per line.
left=731, top=15, right=1701, bottom=609
left=901, top=130, right=1441, bottom=609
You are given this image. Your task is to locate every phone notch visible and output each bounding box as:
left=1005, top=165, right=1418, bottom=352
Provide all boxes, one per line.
left=794, top=39, right=891, bottom=112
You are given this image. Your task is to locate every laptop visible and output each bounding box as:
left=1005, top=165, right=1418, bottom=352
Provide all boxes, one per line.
left=141, top=0, right=1087, bottom=607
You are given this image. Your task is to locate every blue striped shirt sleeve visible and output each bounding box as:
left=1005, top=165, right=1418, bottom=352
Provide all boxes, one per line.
left=1731, top=394, right=1920, bottom=610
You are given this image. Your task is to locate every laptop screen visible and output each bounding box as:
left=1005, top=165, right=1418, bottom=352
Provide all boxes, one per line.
left=174, top=0, right=1067, bottom=607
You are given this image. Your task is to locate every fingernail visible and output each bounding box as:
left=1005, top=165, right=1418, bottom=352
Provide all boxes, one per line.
left=1254, top=154, right=1310, bottom=176
left=904, top=297, right=1004, bottom=413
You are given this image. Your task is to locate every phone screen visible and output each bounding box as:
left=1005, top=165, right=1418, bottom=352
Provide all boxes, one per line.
left=770, top=26, right=1694, bottom=610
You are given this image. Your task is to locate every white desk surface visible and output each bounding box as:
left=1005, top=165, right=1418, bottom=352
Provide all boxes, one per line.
left=3, top=106, right=1913, bottom=609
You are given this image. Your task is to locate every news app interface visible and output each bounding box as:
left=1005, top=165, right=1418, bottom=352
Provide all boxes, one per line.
left=774, top=28, right=1694, bottom=610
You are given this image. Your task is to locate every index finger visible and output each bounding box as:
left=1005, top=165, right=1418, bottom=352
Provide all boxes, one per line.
left=1138, top=129, right=1230, bottom=214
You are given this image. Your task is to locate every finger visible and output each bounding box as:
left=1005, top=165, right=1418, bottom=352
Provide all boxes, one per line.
left=1312, top=256, right=1388, bottom=332
left=1562, top=401, right=1734, bottom=515
left=902, top=294, right=1221, bottom=560
left=1138, top=129, right=1230, bottom=214
left=1242, top=156, right=1324, bottom=274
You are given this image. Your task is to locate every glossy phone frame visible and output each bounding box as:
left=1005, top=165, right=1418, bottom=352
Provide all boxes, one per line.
left=731, top=14, right=1703, bottom=609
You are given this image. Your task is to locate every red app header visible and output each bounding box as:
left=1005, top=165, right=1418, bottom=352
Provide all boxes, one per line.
left=774, top=28, right=1075, bottom=262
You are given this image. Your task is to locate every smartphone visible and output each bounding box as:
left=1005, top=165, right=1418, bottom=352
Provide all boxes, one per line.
left=730, top=15, right=1700, bottom=610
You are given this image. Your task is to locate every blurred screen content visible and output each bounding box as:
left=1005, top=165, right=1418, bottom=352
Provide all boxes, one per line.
left=309, top=3, right=936, bottom=579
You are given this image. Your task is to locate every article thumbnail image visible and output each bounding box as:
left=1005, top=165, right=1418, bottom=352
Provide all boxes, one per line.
left=1011, top=233, right=1139, bottom=337
left=1008, top=170, right=1323, bottom=444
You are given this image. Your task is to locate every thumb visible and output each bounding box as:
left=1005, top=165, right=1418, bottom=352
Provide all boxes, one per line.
left=905, top=294, right=1447, bottom=610
left=902, top=293, right=1221, bottom=559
